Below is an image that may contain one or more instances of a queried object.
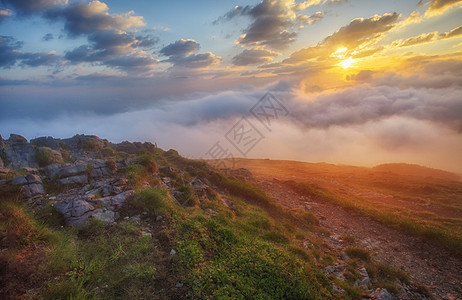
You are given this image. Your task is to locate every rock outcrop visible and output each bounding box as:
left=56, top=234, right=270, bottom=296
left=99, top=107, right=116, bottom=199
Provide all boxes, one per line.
left=0, top=134, right=38, bottom=169
left=11, top=174, right=45, bottom=198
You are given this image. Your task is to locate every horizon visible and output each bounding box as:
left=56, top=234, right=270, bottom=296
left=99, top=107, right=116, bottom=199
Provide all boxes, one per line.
left=1, top=0, right=462, bottom=173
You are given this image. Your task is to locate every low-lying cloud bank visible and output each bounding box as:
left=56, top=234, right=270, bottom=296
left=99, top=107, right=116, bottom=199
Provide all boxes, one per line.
left=1, top=80, right=461, bottom=173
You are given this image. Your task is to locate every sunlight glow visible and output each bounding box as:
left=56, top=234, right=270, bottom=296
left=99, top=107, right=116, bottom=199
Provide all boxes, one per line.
left=338, top=57, right=356, bottom=69
left=333, top=47, right=348, bottom=58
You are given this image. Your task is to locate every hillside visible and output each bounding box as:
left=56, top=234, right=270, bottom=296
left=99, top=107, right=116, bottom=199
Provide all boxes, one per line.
left=234, top=158, right=462, bottom=299
left=0, top=134, right=456, bottom=299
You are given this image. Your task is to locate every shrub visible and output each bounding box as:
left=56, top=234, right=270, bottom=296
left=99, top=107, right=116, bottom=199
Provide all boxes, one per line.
left=105, top=158, right=117, bottom=172
left=129, top=187, right=171, bottom=215
left=101, top=146, right=115, bottom=157
left=177, top=185, right=198, bottom=207
left=60, top=148, right=70, bottom=162
left=345, top=247, right=371, bottom=262
left=36, top=147, right=62, bottom=167
left=137, top=154, right=158, bottom=173
left=79, top=139, right=102, bottom=152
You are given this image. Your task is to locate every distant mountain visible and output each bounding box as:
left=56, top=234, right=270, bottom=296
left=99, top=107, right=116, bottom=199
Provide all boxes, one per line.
left=372, top=163, right=460, bottom=181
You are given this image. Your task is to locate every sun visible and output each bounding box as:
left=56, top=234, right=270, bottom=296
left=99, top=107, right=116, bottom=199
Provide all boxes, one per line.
left=338, top=57, right=356, bottom=69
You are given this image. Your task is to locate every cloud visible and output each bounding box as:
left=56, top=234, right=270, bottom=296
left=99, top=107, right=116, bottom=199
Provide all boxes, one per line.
left=41, top=1, right=158, bottom=72
left=167, top=52, right=221, bottom=69
left=2, top=0, right=67, bottom=14
left=0, top=8, right=12, bottom=22
left=45, top=1, right=144, bottom=37
left=423, top=0, right=462, bottom=16
left=104, top=52, right=158, bottom=71
left=232, top=48, right=280, bottom=66
left=159, top=39, right=221, bottom=69
left=0, top=35, right=22, bottom=68
left=290, top=84, right=462, bottom=132
left=392, top=25, right=462, bottom=47
left=286, top=12, right=400, bottom=63
left=216, top=0, right=325, bottom=50
left=20, top=51, right=60, bottom=67
left=0, top=35, right=63, bottom=68
left=160, top=39, right=200, bottom=57
left=42, top=33, right=54, bottom=41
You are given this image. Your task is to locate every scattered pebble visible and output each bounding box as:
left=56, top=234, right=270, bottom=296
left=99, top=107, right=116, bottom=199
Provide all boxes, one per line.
left=170, top=249, right=176, bottom=255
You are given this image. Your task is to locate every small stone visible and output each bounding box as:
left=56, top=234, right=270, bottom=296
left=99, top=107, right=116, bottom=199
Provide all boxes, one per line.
left=170, top=249, right=176, bottom=255
left=141, top=231, right=152, bottom=238
left=175, top=282, right=184, bottom=288
left=370, top=288, right=392, bottom=300
left=156, top=215, right=163, bottom=221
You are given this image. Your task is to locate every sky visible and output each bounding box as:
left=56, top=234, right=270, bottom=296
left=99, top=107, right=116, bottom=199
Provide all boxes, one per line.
left=1, top=0, right=462, bottom=172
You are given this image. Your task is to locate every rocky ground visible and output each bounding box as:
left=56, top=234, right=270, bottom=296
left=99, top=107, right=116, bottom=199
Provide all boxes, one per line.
left=256, top=178, right=462, bottom=300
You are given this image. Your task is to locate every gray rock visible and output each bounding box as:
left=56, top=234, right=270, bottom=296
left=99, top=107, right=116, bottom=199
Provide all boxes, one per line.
left=355, top=267, right=370, bottom=289
left=11, top=175, right=28, bottom=186
left=44, top=163, right=60, bottom=177
left=54, top=199, right=95, bottom=219
left=175, top=282, right=184, bottom=288
left=56, top=164, right=87, bottom=178
left=23, top=183, right=45, bottom=197
left=370, top=288, right=392, bottom=300
left=26, top=174, right=42, bottom=184
left=8, top=134, right=28, bottom=143
left=90, top=168, right=103, bottom=178
left=1, top=142, right=38, bottom=169
left=59, top=174, right=88, bottom=185
left=110, top=190, right=134, bottom=209
left=170, top=249, right=176, bottom=255
left=30, top=136, right=61, bottom=150
left=90, top=209, right=117, bottom=224
left=141, top=231, right=152, bottom=238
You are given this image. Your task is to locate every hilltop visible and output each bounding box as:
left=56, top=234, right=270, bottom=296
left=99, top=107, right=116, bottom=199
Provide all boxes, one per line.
left=0, top=134, right=458, bottom=299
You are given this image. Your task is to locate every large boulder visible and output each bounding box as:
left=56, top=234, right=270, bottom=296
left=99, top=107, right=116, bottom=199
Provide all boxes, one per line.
left=1, top=134, right=38, bottom=169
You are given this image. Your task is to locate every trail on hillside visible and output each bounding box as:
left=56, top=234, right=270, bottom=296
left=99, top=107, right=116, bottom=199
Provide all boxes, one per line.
left=255, top=178, right=462, bottom=300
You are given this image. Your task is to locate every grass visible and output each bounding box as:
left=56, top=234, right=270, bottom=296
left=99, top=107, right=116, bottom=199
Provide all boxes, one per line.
left=345, top=247, right=371, bottom=262
left=175, top=209, right=333, bottom=299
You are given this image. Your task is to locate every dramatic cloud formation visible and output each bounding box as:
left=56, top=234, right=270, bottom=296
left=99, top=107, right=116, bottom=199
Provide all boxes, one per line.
left=287, top=12, right=400, bottom=63
left=392, top=25, right=462, bottom=47
left=160, top=39, right=200, bottom=57
left=160, top=39, right=221, bottom=69
left=44, top=1, right=144, bottom=36
left=217, top=0, right=324, bottom=49
left=423, top=0, right=462, bottom=16
left=232, top=48, right=281, bottom=66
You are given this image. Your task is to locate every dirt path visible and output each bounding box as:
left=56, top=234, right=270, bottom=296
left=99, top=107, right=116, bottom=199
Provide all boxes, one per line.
left=255, top=178, right=462, bottom=300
